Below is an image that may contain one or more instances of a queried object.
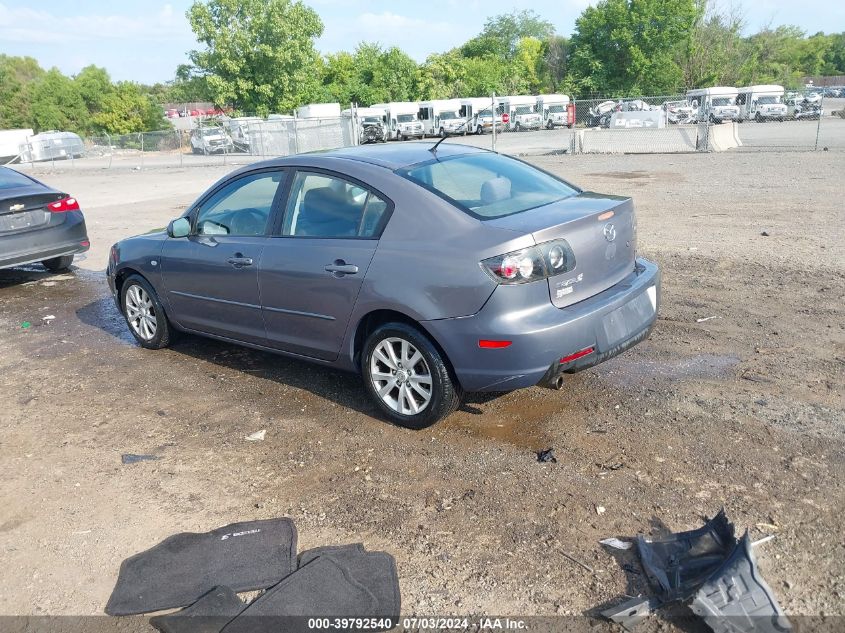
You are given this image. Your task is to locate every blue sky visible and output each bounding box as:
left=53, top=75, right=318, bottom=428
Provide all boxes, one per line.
left=0, top=1, right=840, bottom=84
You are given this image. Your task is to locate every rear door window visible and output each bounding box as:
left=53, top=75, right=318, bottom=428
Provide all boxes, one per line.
left=281, top=171, right=390, bottom=239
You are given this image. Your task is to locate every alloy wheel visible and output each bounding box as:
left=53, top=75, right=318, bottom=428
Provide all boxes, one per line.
left=369, top=337, right=433, bottom=415
left=124, top=284, right=158, bottom=341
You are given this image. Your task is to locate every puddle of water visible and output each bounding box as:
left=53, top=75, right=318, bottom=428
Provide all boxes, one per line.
left=443, top=393, right=567, bottom=450
left=597, top=353, right=740, bottom=387
left=586, top=171, right=653, bottom=180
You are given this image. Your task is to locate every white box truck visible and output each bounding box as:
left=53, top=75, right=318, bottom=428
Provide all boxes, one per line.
left=686, top=87, right=740, bottom=124
left=536, top=94, right=571, bottom=129
left=418, top=99, right=465, bottom=137
left=295, top=103, right=342, bottom=119
left=370, top=102, right=423, bottom=141
left=497, top=95, right=542, bottom=131
left=736, top=85, right=787, bottom=122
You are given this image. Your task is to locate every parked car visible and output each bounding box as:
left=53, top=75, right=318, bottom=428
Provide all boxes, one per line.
left=107, top=143, right=660, bottom=427
left=0, top=166, right=89, bottom=272
left=662, top=100, right=695, bottom=124
left=190, top=127, right=234, bottom=155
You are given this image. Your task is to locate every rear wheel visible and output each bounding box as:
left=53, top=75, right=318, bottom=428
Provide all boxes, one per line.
left=121, top=274, right=173, bottom=350
left=42, top=255, right=74, bottom=272
left=362, top=323, right=461, bottom=429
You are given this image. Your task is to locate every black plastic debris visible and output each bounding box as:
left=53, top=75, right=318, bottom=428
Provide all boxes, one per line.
left=602, top=509, right=791, bottom=633
left=601, top=597, right=660, bottom=631
left=537, top=448, right=557, bottom=463
left=121, top=453, right=160, bottom=464
left=691, top=534, right=791, bottom=633
left=637, top=509, right=736, bottom=602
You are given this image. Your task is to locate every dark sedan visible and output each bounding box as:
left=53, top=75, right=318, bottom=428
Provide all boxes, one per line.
left=0, top=167, right=89, bottom=272
left=108, top=143, right=660, bottom=428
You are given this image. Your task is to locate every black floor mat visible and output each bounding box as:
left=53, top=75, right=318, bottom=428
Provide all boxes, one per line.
left=150, top=586, right=246, bottom=633
left=106, top=518, right=297, bottom=615
left=221, top=556, right=378, bottom=633
left=298, top=544, right=401, bottom=619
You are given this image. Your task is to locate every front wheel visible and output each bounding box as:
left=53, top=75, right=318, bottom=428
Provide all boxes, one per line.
left=121, top=274, right=174, bottom=350
left=362, top=323, right=462, bottom=429
left=42, top=255, right=74, bottom=272
left=439, top=128, right=446, bottom=138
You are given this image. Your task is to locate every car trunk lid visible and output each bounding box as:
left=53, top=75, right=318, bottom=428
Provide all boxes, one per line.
left=484, top=192, right=637, bottom=308
left=0, top=186, right=66, bottom=235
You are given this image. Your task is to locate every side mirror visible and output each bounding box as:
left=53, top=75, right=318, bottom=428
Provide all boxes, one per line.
left=167, top=217, right=191, bottom=238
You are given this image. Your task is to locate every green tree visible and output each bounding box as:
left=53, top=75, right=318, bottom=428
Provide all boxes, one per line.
left=319, top=43, right=419, bottom=105
left=0, top=55, right=45, bottom=129
left=569, top=0, right=700, bottom=96
left=188, top=0, right=324, bottom=115
left=542, top=35, right=570, bottom=91
left=479, top=10, right=555, bottom=56
left=92, top=82, right=166, bottom=134
left=515, top=37, right=544, bottom=93
left=74, top=65, right=113, bottom=116
left=677, top=1, right=749, bottom=88
left=29, top=69, right=90, bottom=133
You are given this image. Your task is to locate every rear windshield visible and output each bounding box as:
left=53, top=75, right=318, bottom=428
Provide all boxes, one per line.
left=0, top=167, right=34, bottom=189
left=400, top=153, right=578, bottom=220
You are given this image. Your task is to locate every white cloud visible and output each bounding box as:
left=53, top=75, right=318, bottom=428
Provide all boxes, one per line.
left=0, top=2, right=187, bottom=45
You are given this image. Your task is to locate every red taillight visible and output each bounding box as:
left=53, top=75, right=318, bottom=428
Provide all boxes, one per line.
left=48, top=197, right=80, bottom=213
left=479, top=340, right=512, bottom=349
left=560, top=347, right=594, bottom=364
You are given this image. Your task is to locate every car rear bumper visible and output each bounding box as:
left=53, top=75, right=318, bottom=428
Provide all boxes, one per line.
left=0, top=211, right=89, bottom=270
left=422, top=258, right=661, bottom=392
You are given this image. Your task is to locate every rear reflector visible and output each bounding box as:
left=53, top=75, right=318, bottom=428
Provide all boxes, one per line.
left=560, top=347, right=594, bottom=364
left=48, top=197, right=80, bottom=213
left=479, top=340, right=512, bottom=349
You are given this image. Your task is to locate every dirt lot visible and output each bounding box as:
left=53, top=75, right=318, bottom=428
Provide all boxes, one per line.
left=0, top=150, right=843, bottom=627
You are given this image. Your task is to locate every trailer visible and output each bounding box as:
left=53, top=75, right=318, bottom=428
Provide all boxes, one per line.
left=19, top=131, right=84, bottom=162
left=736, top=85, right=787, bottom=122
left=497, top=95, right=542, bottom=131
left=686, top=87, right=740, bottom=124
left=370, top=102, right=423, bottom=141
left=0, top=128, right=33, bottom=162
left=418, top=99, right=465, bottom=137
left=536, top=94, right=572, bottom=129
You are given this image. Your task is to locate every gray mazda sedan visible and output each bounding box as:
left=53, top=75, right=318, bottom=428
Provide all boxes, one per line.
left=107, top=143, right=660, bottom=427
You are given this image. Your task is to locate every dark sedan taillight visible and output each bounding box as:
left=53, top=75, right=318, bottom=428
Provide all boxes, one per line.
left=48, top=197, right=80, bottom=213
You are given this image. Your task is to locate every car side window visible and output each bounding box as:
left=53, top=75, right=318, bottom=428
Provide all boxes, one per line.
left=195, top=171, right=284, bottom=237
left=281, top=172, right=389, bottom=239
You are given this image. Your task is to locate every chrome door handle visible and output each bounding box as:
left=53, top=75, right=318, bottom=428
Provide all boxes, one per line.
left=227, top=256, right=253, bottom=268
left=324, top=262, right=359, bottom=275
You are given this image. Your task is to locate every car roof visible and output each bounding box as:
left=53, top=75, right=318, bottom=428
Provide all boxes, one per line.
left=287, top=142, right=492, bottom=170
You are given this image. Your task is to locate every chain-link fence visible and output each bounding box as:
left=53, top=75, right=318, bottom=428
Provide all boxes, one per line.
left=10, top=92, right=842, bottom=170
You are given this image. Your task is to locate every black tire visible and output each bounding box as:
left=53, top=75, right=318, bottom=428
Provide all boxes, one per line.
left=755, top=112, right=763, bottom=123
left=439, top=127, right=446, bottom=138
left=42, top=255, right=74, bottom=272
left=514, top=122, right=522, bottom=132
left=120, top=274, right=174, bottom=350
left=476, top=125, right=483, bottom=135
left=361, top=322, right=462, bottom=429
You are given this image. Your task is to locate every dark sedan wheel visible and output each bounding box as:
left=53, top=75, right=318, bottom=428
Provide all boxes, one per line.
left=42, top=255, right=74, bottom=272
left=362, top=322, right=461, bottom=429
left=121, top=274, right=173, bottom=349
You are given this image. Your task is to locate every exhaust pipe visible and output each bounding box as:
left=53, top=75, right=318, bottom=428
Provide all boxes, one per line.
left=540, top=374, right=566, bottom=390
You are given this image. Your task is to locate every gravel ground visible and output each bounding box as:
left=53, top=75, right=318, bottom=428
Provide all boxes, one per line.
left=0, top=150, right=842, bottom=628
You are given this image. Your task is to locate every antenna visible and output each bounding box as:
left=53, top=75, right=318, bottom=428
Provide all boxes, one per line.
left=428, top=135, right=448, bottom=153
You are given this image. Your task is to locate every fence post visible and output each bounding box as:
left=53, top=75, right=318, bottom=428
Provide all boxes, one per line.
left=491, top=93, right=497, bottom=152
left=814, top=94, right=823, bottom=151
left=293, top=114, right=300, bottom=155
left=178, top=129, right=183, bottom=168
